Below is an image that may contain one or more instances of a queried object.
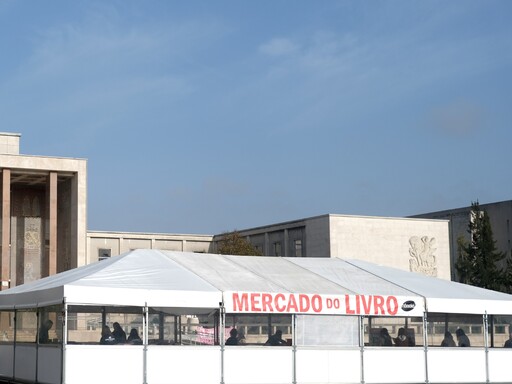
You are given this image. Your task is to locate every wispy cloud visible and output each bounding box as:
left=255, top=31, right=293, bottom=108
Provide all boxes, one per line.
left=259, top=37, right=299, bottom=56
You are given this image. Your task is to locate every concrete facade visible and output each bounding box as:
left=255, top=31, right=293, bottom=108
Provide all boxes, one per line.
left=87, top=231, right=213, bottom=263
left=412, top=200, right=512, bottom=281
left=0, top=133, right=87, bottom=289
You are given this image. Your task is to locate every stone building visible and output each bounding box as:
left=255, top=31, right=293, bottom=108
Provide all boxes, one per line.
left=211, top=214, right=451, bottom=280
left=87, top=230, right=213, bottom=264
left=0, top=132, right=87, bottom=290
left=412, top=200, right=512, bottom=281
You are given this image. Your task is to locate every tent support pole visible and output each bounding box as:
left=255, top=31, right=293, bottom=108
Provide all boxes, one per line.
left=35, top=309, right=40, bottom=382
left=484, top=312, right=489, bottom=383
left=423, top=311, right=429, bottom=384
left=359, top=315, right=365, bottom=384
left=62, top=301, right=68, bottom=384
left=143, top=304, right=148, bottom=384
left=220, top=302, right=225, bottom=384
left=292, top=314, right=296, bottom=384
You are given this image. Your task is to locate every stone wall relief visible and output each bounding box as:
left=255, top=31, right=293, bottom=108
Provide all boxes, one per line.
left=409, top=236, right=438, bottom=277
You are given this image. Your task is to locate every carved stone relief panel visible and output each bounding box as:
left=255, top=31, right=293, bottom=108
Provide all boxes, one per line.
left=409, top=236, right=438, bottom=277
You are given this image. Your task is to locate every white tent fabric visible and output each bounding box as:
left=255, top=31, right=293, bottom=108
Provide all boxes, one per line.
left=347, top=259, right=512, bottom=314
left=0, top=249, right=510, bottom=316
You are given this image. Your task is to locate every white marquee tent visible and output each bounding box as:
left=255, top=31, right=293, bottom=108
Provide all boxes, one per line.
left=0, top=249, right=510, bottom=315
left=0, top=249, right=511, bottom=384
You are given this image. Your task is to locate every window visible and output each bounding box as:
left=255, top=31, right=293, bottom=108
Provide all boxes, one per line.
left=273, top=242, right=281, bottom=256
left=0, top=311, right=14, bottom=343
left=489, top=315, right=512, bottom=348
left=294, top=239, right=303, bottom=257
left=296, top=315, right=359, bottom=346
left=427, top=313, right=484, bottom=347
left=224, top=314, right=292, bottom=345
left=15, top=309, right=37, bottom=343
left=67, top=305, right=143, bottom=344
left=98, top=248, right=111, bottom=261
left=364, top=316, right=423, bottom=347
left=38, top=305, right=62, bottom=344
left=148, top=309, right=220, bottom=345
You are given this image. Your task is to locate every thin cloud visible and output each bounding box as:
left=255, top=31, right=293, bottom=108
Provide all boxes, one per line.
left=259, top=37, right=299, bottom=56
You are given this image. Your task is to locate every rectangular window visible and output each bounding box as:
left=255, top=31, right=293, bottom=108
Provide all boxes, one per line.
left=98, top=248, right=111, bottom=261
left=273, top=242, right=281, bottom=256
left=67, top=305, right=143, bottom=345
left=427, top=313, right=484, bottom=347
left=364, top=316, right=423, bottom=347
left=296, top=315, right=359, bottom=346
left=224, top=314, right=292, bottom=345
left=294, top=239, right=303, bottom=257
left=0, top=311, right=15, bottom=343
left=492, top=315, right=512, bottom=348
left=148, top=309, right=220, bottom=345
left=15, top=309, right=37, bottom=343
left=38, top=305, right=63, bottom=344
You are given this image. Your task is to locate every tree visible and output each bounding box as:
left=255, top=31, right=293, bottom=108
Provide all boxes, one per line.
left=217, top=231, right=262, bottom=256
left=455, top=201, right=509, bottom=292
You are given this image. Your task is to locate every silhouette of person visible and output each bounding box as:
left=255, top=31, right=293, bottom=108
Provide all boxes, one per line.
left=112, top=322, right=126, bottom=344
left=455, top=329, right=470, bottom=347
left=127, top=328, right=142, bottom=344
left=503, top=327, right=512, bottom=348
left=393, top=327, right=413, bottom=346
left=100, top=326, right=117, bottom=344
left=379, top=328, right=392, bottom=346
left=441, top=331, right=456, bottom=347
left=38, top=319, right=53, bottom=343
left=265, top=330, right=287, bottom=346
left=225, top=328, right=238, bottom=345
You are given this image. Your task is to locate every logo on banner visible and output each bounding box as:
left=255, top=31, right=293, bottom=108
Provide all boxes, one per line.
left=401, top=300, right=416, bottom=312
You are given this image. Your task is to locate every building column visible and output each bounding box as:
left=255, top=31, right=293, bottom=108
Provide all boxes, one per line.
left=44, top=172, right=57, bottom=277
left=1, top=170, right=11, bottom=290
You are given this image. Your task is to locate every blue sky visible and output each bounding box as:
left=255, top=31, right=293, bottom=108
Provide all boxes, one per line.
left=1, top=0, right=511, bottom=234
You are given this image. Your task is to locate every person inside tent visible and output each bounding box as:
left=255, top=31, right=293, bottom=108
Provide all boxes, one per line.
left=112, top=322, right=127, bottom=344
left=225, top=328, right=239, bottom=345
left=38, top=319, right=54, bottom=344
left=265, top=330, right=287, bottom=346
left=455, top=329, right=470, bottom=347
left=127, top=328, right=142, bottom=344
left=504, top=326, right=512, bottom=348
left=441, top=331, right=456, bottom=347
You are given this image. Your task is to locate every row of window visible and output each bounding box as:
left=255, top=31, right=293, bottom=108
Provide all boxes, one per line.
left=2, top=305, right=512, bottom=348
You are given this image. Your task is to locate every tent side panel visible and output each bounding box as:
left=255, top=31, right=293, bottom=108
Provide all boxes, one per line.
left=295, top=348, right=361, bottom=383
left=14, top=344, right=37, bottom=382
left=223, top=347, right=293, bottom=384
left=0, top=344, right=13, bottom=378
left=427, top=348, right=486, bottom=383
left=37, top=346, right=61, bottom=384
left=146, top=346, right=221, bottom=384
left=363, top=348, right=425, bottom=383
left=488, top=349, right=512, bottom=382
left=65, top=345, right=143, bottom=384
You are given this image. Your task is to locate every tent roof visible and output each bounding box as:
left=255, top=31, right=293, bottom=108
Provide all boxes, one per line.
left=346, top=259, right=512, bottom=314
left=0, top=249, right=511, bottom=315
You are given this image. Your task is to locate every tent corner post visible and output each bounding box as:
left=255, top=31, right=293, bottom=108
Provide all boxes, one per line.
left=423, top=311, right=429, bottom=384
left=143, top=303, right=148, bottom=384
left=484, top=312, right=490, bottom=384
left=220, top=302, right=225, bottom=384
left=62, top=301, right=68, bottom=384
